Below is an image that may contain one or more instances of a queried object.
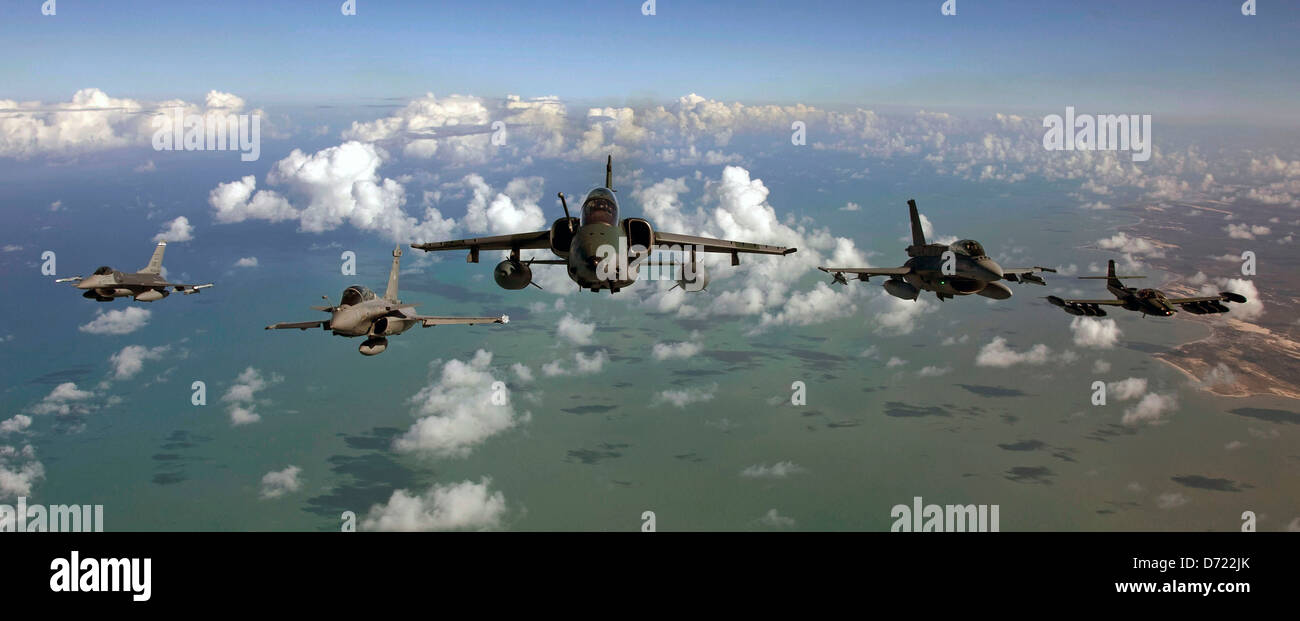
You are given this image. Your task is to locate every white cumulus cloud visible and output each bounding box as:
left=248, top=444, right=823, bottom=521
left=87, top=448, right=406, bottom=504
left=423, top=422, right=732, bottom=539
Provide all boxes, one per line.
left=975, top=337, right=1051, bottom=367
left=153, top=216, right=193, bottom=242
left=221, top=367, right=281, bottom=426
left=259, top=465, right=303, bottom=499
left=79, top=307, right=152, bottom=335
left=1070, top=317, right=1121, bottom=349
left=108, top=344, right=169, bottom=380
left=393, top=350, right=529, bottom=459
left=741, top=461, right=806, bottom=478
left=361, top=477, right=507, bottom=531
left=555, top=314, right=595, bottom=346
left=0, top=444, right=44, bottom=500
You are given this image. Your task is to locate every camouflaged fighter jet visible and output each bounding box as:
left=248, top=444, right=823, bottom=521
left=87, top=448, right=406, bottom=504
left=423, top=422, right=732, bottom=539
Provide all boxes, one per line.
left=55, top=241, right=213, bottom=302
left=818, top=199, right=1055, bottom=302
left=266, top=246, right=508, bottom=356
left=1046, top=259, right=1248, bottom=318
left=411, top=156, right=797, bottom=294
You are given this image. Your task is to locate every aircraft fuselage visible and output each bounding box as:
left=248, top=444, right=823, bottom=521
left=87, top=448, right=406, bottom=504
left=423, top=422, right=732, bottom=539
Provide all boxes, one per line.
left=898, top=241, right=1008, bottom=299
left=566, top=221, right=639, bottom=292
left=74, top=270, right=170, bottom=301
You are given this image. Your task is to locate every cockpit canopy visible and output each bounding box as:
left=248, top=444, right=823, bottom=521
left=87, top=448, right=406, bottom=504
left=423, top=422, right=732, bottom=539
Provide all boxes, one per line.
left=581, top=187, right=618, bottom=226
left=952, top=240, right=987, bottom=258
left=93, top=266, right=114, bottom=275
left=341, top=285, right=377, bottom=306
left=1137, top=288, right=1164, bottom=300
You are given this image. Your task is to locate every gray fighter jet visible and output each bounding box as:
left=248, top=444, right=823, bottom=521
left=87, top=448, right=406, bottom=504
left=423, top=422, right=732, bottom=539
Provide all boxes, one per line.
left=56, top=241, right=213, bottom=302
left=1046, top=259, right=1247, bottom=317
left=412, top=156, right=796, bottom=294
left=266, top=246, right=508, bottom=356
left=818, top=199, right=1054, bottom=301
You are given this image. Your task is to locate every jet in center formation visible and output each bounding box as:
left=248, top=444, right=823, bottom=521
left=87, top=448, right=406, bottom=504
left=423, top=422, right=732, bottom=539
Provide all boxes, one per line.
left=818, top=199, right=1055, bottom=301
left=266, top=246, right=508, bottom=355
left=412, top=156, right=797, bottom=294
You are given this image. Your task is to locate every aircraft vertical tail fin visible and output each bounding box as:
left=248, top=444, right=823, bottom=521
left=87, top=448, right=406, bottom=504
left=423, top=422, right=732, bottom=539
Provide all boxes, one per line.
left=141, top=241, right=166, bottom=275
left=385, top=245, right=402, bottom=302
left=605, top=155, right=613, bottom=190
left=1104, top=259, right=1132, bottom=289
left=907, top=199, right=926, bottom=246
left=1079, top=259, right=1144, bottom=286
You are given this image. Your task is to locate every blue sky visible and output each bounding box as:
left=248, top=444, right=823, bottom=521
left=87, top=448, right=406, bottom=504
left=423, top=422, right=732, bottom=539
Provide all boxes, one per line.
left=3, top=0, right=1297, bottom=123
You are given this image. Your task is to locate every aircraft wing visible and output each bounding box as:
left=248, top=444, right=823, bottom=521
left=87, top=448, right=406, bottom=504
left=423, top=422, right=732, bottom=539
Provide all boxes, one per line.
left=1166, top=294, right=1240, bottom=305
left=1165, top=291, right=1248, bottom=314
left=1044, top=295, right=1125, bottom=317
left=265, top=320, right=328, bottom=330
left=817, top=266, right=912, bottom=277
left=653, top=232, right=796, bottom=257
left=1001, top=266, right=1056, bottom=285
left=393, top=306, right=509, bottom=326
left=158, top=282, right=215, bottom=294
left=412, top=231, right=551, bottom=253
left=1054, top=298, right=1124, bottom=306
left=414, top=315, right=510, bottom=327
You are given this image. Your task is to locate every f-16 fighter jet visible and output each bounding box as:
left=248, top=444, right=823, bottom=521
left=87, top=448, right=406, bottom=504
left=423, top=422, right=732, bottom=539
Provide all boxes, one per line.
left=56, top=241, right=213, bottom=302
left=819, top=199, right=1054, bottom=301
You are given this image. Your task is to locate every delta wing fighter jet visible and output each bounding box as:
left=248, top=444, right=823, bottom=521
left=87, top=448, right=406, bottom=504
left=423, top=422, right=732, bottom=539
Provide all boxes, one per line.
left=56, top=241, right=213, bottom=302
left=818, top=199, right=1055, bottom=302
left=266, top=246, right=508, bottom=356
left=411, top=156, right=797, bottom=294
left=1046, top=259, right=1247, bottom=318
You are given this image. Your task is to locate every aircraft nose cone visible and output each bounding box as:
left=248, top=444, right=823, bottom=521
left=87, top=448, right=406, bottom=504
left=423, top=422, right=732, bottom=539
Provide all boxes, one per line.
left=572, top=223, right=621, bottom=282
left=330, top=310, right=358, bottom=334
left=977, top=258, right=1004, bottom=281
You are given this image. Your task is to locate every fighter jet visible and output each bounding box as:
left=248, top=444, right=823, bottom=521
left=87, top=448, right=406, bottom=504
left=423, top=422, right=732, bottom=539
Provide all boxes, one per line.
left=266, top=246, right=508, bottom=356
left=55, top=241, right=213, bottom=302
left=1046, top=259, right=1247, bottom=318
left=411, top=156, right=797, bottom=294
left=818, top=199, right=1055, bottom=301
